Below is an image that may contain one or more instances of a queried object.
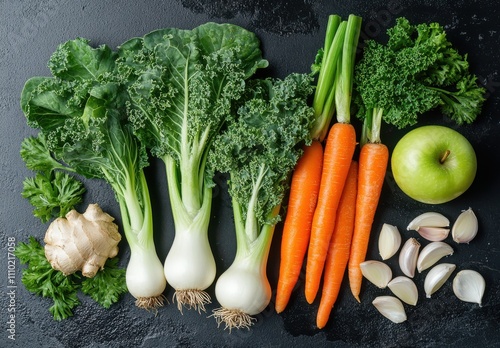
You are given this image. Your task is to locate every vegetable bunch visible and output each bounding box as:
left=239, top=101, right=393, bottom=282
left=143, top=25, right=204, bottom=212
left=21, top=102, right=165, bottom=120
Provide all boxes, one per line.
left=209, top=73, right=315, bottom=330
left=17, top=22, right=269, bottom=318
left=20, top=38, right=167, bottom=310
left=116, top=23, right=268, bottom=312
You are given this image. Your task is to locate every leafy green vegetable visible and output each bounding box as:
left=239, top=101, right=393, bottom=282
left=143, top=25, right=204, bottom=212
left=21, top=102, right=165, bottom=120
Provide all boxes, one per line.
left=208, top=73, right=314, bottom=325
left=20, top=132, right=74, bottom=173
left=15, top=237, right=127, bottom=320
left=211, top=74, right=315, bottom=228
left=117, top=22, right=268, bottom=231
left=116, top=22, right=268, bottom=306
left=354, top=17, right=486, bottom=144
left=20, top=37, right=166, bottom=307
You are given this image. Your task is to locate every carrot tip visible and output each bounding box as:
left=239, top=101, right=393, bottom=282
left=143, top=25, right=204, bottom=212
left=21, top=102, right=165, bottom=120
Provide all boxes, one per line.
left=316, top=315, right=329, bottom=329
left=305, top=293, right=316, bottom=305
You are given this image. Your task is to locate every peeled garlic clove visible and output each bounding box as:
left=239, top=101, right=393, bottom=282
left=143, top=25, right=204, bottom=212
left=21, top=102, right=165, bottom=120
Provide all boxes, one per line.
left=399, top=237, right=420, bottom=278
left=453, top=270, right=485, bottom=306
left=378, top=223, right=402, bottom=260
left=407, top=212, right=450, bottom=231
left=416, top=226, right=450, bottom=242
left=424, top=263, right=456, bottom=298
left=452, top=208, right=478, bottom=244
left=417, top=241, right=454, bottom=273
left=360, top=260, right=392, bottom=288
left=388, top=276, right=418, bottom=306
left=372, top=296, right=407, bottom=323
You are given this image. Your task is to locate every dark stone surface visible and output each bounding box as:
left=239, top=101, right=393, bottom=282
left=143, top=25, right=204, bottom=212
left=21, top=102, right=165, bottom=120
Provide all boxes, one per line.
left=1, top=0, right=499, bottom=347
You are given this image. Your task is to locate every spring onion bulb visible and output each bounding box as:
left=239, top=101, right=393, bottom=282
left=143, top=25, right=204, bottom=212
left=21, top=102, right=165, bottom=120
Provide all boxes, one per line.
left=126, top=244, right=167, bottom=309
left=163, top=156, right=217, bottom=312
left=118, top=171, right=167, bottom=310
left=211, top=196, right=278, bottom=331
left=208, top=73, right=315, bottom=330
left=163, top=174, right=216, bottom=312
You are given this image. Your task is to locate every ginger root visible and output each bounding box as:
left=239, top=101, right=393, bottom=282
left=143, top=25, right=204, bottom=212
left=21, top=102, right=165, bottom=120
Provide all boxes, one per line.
left=44, top=203, right=121, bottom=278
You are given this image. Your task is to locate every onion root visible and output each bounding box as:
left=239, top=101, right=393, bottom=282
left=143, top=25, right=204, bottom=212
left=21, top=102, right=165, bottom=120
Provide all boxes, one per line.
left=173, top=289, right=211, bottom=314
left=210, top=307, right=256, bottom=331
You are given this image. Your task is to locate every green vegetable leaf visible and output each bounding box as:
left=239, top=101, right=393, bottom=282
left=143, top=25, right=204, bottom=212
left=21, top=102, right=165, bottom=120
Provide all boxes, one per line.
left=310, top=47, right=324, bottom=76
left=120, top=23, right=268, bottom=163
left=208, top=72, right=313, bottom=274
left=117, top=22, right=268, bottom=233
left=20, top=133, right=73, bottom=173
left=48, top=37, right=116, bottom=81
left=81, top=257, right=127, bottom=309
left=21, top=171, right=85, bottom=222
left=430, top=74, right=486, bottom=125
left=210, top=73, right=314, bottom=230
left=15, top=237, right=81, bottom=321
left=354, top=17, right=486, bottom=143
left=20, top=37, right=153, bottom=248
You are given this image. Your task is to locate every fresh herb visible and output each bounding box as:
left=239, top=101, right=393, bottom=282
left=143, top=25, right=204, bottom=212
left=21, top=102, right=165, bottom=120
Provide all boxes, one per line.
left=15, top=237, right=127, bottom=320
left=20, top=133, right=86, bottom=223
left=21, top=170, right=85, bottom=223
left=81, top=257, right=128, bottom=309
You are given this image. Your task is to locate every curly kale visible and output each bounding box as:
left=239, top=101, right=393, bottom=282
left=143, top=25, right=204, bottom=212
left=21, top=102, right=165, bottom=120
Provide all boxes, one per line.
left=209, top=73, right=314, bottom=242
left=354, top=17, right=486, bottom=143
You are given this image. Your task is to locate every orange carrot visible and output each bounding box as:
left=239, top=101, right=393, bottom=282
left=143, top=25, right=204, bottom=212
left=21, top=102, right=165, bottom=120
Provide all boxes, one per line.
left=316, top=160, right=358, bottom=329
left=275, top=140, right=324, bottom=313
left=348, top=142, right=389, bottom=302
left=304, top=122, right=356, bottom=304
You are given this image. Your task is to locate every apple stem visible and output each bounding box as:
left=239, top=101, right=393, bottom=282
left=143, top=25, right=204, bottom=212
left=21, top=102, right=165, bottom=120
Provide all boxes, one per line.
left=440, top=150, right=451, bottom=164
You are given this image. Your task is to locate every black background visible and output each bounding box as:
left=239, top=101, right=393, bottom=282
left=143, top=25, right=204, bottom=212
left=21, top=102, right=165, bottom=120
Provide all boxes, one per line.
left=1, top=0, right=499, bottom=347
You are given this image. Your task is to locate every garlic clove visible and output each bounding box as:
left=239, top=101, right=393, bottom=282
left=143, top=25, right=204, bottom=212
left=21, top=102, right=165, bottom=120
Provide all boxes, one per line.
left=416, top=226, right=450, bottom=242
left=407, top=212, right=450, bottom=231
left=378, top=223, right=402, bottom=260
left=417, top=241, right=454, bottom=273
left=372, top=296, right=407, bottom=323
left=399, top=237, right=420, bottom=278
left=360, top=260, right=392, bottom=289
left=452, top=269, right=485, bottom=306
left=388, top=276, right=418, bottom=306
left=452, top=208, right=478, bottom=244
left=424, top=263, right=456, bottom=298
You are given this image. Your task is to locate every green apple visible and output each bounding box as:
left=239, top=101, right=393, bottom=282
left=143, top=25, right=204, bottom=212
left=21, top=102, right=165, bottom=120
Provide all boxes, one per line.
left=391, top=125, right=477, bottom=204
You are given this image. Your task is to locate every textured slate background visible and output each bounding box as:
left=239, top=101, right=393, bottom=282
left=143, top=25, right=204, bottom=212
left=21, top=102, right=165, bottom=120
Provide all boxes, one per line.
left=1, top=0, right=499, bottom=347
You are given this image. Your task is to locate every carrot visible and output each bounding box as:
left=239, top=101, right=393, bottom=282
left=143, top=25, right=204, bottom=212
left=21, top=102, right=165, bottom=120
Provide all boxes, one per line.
left=316, top=160, right=358, bottom=329
left=304, top=122, right=356, bottom=304
left=274, top=14, right=361, bottom=311
left=275, top=140, right=324, bottom=313
left=348, top=142, right=389, bottom=302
